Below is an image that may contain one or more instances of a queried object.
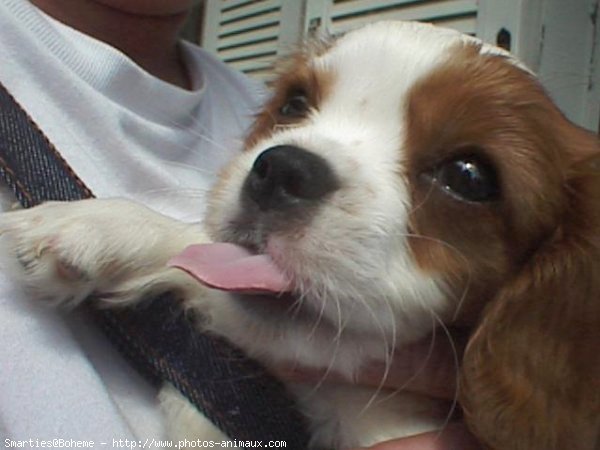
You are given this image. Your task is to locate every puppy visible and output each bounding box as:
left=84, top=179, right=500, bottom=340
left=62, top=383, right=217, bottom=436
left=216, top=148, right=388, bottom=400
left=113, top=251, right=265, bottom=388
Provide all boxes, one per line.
left=1, top=21, right=598, bottom=450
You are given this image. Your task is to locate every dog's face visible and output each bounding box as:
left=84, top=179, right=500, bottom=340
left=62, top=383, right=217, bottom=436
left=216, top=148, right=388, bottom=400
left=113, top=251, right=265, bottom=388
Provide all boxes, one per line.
left=206, top=21, right=583, bottom=338
left=203, top=21, right=600, bottom=449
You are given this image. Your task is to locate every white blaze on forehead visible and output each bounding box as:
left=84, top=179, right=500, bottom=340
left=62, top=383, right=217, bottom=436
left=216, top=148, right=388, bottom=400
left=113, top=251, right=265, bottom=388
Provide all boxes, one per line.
left=296, top=22, right=471, bottom=175
left=306, top=22, right=450, bottom=139
left=296, top=20, right=534, bottom=178
left=315, top=21, right=532, bottom=91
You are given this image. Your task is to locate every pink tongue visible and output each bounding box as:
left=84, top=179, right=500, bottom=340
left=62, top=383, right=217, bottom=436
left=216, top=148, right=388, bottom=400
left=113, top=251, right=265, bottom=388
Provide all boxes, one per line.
left=167, top=243, right=291, bottom=294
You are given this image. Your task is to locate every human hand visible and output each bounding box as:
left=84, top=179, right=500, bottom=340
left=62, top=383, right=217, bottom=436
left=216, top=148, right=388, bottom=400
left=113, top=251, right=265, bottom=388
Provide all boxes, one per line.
left=352, top=329, right=483, bottom=449
left=277, top=328, right=469, bottom=399
left=276, top=328, right=484, bottom=449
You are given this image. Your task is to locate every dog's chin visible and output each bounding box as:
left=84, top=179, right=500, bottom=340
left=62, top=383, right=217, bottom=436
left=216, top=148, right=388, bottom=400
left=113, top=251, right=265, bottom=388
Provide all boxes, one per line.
left=230, top=291, right=334, bottom=329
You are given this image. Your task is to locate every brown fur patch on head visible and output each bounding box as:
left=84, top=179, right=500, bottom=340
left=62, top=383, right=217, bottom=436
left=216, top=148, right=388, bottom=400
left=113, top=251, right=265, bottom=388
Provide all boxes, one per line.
left=245, top=48, right=335, bottom=150
left=402, top=42, right=583, bottom=322
left=402, top=42, right=600, bottom=449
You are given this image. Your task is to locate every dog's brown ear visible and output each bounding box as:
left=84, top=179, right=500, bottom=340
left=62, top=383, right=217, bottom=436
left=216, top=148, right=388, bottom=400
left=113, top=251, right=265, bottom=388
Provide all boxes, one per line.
left=460, top=128, right=600, bottom=450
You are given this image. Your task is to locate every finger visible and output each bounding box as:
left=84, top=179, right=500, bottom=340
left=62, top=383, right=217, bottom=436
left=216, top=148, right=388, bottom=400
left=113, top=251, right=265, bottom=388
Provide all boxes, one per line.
left=356, top=423, right=482, bottom=450
left=275, top=328, right=469, bottom=400
left=357, top=330, right=469, bottom=399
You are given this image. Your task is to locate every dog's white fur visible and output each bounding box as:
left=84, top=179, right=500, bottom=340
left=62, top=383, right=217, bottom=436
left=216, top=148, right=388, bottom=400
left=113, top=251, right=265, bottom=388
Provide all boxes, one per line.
left=0, top=22, right=528, bottom=448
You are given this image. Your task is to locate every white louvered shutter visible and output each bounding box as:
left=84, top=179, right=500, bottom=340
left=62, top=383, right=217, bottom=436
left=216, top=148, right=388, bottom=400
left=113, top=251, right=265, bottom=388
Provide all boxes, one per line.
left=319, top=0, right=478, bottom=36
left=201, top=0, right=480, bottom=81
left=201, top=1, right=597, bottom=132
left=201, top=0, right=304, bottom=81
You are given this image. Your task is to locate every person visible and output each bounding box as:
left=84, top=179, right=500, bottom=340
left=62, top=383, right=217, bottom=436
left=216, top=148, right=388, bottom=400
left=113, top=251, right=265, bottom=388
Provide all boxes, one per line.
left=0, top=0, right=264, bottom=442
left=0, top=1, right=480, bottom=448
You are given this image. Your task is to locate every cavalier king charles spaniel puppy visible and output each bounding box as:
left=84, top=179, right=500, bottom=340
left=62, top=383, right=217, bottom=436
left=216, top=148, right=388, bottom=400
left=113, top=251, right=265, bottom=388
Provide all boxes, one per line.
left=2, top=21, right=598, bottom=450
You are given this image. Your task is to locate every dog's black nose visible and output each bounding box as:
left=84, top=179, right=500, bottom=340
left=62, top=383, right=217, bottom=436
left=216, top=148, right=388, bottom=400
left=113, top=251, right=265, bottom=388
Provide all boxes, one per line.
left=243, top=145, right=339, bottom=211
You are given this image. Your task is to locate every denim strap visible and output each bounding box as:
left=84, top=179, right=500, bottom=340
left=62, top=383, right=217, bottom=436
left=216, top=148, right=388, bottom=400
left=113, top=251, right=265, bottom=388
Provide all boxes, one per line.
left=0, top=81, right=310, bottom=449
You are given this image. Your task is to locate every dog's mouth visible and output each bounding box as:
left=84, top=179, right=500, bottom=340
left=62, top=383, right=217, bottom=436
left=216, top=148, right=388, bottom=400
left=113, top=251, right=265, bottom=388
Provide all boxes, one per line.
left=168, top=242, right=292, bottom=295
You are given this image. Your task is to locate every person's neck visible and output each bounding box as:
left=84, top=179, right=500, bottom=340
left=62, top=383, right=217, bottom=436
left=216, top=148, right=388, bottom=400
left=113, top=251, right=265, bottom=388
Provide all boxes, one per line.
left=31, top=0, right=191, bottom=89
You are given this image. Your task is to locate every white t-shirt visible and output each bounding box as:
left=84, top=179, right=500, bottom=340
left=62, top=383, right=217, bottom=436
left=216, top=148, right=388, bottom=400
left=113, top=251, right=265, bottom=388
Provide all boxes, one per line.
left=0, top=0, right=264, bottom=444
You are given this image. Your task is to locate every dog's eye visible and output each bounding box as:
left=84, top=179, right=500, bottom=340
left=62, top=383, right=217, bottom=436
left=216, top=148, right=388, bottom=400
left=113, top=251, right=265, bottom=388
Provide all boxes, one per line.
left=430, top=154, right=500, bottom=202
left=279, top=91, right=309, bottom=118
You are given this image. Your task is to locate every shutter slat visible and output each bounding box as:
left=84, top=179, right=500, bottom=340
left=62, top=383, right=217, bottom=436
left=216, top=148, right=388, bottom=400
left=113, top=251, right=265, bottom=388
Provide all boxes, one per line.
left=221, top=0, right=281, bottom=23
left=218, top=24, right=280, bottom=49
left=219, top=40, right=279, bottom=60
left=221, top=0, right=259, bottom=11
left=331, top=0, right=476, bottom=18
left=227, top=57, right=275, bottom=72
left=219, top=10, right=281, bottom=36
left=243, top=67, right=277, bottom=82
left=330, top=0, right=477, bottom=34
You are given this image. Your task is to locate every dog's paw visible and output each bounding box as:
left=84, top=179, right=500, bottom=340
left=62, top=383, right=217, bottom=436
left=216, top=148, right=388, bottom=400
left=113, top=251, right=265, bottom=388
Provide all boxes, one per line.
left=0, top=202, right=99, bottom=306
left=0, top=199, right=195, bottom=308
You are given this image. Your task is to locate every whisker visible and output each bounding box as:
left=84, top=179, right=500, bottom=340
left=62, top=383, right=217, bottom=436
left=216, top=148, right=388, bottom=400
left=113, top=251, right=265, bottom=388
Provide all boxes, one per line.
left=373, top=315, right=438, bottom=406
left=397, top=231, right=472, bottom=320
left=359, top=288, right=396, bottom=415
left=304, top=291, right=344, bottom=397
left=430, top=311, right=460, bottom=440
left=153, top=159, right=216, bottom=176
left=306, top=282, right=329, bottom=340
left=132, top=187, right=209, bottom=197
left=332, top=289, right=345, bottom=343
left=154, top=110, right=235, bottom=155
left=287, top=287, right=308, bottom=319
left=406, top=177, right=437, bottom=216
